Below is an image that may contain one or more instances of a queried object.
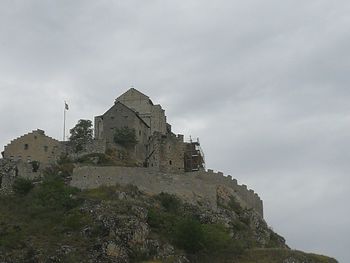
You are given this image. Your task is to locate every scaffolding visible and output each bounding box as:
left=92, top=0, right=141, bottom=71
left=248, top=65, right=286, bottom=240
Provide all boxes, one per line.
left=184, top=137, right=205, bottom=172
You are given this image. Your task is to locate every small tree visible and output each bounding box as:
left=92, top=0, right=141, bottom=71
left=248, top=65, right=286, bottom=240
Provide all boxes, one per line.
left=69, top=119, right=93, bottom=153
left=113, top=127, right=138, bottom=148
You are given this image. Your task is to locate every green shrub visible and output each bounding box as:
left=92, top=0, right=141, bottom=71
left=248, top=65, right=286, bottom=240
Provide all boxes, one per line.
left=113, top=127, right=138, bottom=148
left=147, top=200, right=244, bottom=257
left=12, top=178, right=34, bottom=196
left=157, top=192, right=181, bottom=213
left=63, top=210, right=90, bottom=231
left=147, top=208, right=180, bottom=233
left=201, top=224, right=232, bottom=252
left=32, top=175, right=80, bottom=210
left=174, top=218, right=204, bottom=253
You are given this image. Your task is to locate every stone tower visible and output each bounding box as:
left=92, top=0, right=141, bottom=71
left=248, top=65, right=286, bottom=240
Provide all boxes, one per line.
left=116, top=88, right=167, bottom=135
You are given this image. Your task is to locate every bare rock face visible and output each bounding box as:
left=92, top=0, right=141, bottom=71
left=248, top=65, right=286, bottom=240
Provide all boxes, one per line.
left=106, top=242, right=128, bottom=259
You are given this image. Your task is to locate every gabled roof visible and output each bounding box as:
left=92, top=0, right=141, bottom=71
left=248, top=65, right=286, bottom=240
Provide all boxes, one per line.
left=102, top=101, right=150, bottom=128
left=4, top=129, right=60, bottom=149
left=116, top=88, right=154, bottom=105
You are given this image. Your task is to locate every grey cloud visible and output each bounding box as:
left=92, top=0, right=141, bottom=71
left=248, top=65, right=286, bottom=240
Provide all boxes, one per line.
left=0, top=1, right=349, bottom=262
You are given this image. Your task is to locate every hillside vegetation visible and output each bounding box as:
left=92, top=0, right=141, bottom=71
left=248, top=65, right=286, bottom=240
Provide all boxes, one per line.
left=0, top=167, right=338, bottom=263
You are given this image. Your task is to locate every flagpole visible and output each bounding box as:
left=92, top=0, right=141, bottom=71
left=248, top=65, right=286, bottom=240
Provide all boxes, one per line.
left=63, top=101, right=66, bottom=141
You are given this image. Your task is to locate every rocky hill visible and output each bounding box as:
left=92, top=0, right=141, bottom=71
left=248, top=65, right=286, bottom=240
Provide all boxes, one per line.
left=0, top=166, right=338, bottom=263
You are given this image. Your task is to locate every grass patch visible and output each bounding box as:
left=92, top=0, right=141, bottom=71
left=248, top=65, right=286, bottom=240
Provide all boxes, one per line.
left=0, top=173, right=95, bottom=256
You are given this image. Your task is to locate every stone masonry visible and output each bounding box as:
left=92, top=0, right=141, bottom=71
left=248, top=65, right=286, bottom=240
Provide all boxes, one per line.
left=3, top=129, right=64, bottom=164
left=70, top=166, right=263, bottom=217
left=116, top=88, right=167, bottom=135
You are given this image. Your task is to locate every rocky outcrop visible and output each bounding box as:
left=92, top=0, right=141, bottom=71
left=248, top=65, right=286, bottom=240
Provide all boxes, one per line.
left=0, top=159, right=17, bottom=194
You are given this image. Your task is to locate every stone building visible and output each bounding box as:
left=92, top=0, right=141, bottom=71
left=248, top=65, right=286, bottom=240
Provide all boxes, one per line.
left=95, top=88, right=205, bottom=172
left=147, top=132, right=186, bottom=173
left=94, top=101, right=150, bottom=163
left=2, top=129, right=63, bottom=164
left=116, top=88, right=167, bottom=135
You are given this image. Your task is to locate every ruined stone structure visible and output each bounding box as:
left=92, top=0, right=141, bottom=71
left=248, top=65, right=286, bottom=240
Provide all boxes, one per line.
left=64, top=139, right=107, bottom=160
left=2, top=129, right=64, bottom=164
left=0, top=159, right=43, bottom=194
left=70, top=166, right=263, bottom=217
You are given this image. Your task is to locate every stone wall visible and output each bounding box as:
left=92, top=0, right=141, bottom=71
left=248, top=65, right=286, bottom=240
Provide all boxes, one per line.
left=70, top=166, right=263, bottom=217
left=148, top=133, right=185, bottom=173
left=65, top=139, right=107, bottom=160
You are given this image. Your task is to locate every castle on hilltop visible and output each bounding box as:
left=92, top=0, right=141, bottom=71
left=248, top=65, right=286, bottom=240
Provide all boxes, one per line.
left=0, top=88, right=263, bottom=217
left=2, top=88, right=205, bottom=173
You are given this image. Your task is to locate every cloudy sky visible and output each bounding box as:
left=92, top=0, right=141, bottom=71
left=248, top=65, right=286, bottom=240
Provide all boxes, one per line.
left=0, top=1, right=349, bottom=262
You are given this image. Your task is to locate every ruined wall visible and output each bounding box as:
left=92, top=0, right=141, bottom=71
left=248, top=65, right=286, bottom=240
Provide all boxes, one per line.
left=148, top=133, right=185, bottom=173
left=70, top=166, right=263, bottom=217
left=0, top=159, right=42, bottom=194
left=150, top=104, right=167, bottom=135
left=3, top=130, right=63, bottom=164
left=66, top=139, right=107, bottom=160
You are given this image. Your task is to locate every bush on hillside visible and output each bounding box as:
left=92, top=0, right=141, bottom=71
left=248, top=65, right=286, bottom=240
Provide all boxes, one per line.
left=157, top=192, right=182, bottom=213
left=32, top=174, right=80, bottom=210
left=12, top=178, right=34, bottom=196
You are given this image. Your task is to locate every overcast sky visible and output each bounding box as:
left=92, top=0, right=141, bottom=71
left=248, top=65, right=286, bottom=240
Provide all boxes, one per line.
left=0, top=1, right=349, bottom=262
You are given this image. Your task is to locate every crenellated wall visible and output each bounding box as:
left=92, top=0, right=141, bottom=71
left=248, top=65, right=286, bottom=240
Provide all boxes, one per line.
left=70, top=166, right=263, bottom=217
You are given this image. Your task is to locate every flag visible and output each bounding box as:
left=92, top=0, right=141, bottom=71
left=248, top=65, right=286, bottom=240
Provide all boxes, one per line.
left=65, top=102, right=69, bottom=110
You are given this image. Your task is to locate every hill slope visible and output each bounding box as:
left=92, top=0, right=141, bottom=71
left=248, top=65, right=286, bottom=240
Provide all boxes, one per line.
left=0, top=173, right=338, bottom=263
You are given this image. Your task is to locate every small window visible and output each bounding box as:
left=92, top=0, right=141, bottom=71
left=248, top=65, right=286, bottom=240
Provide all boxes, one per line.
left=44, top=146, right=48, bottom=152
left=169, top=160, right=172, bottom=165
left=34, top=136, right=37, bottom=140
left=139, top=130, right=141, bottom=136
left=111, top=116, right=114, bottom=120
left=24, top=144, right=29, bottom=150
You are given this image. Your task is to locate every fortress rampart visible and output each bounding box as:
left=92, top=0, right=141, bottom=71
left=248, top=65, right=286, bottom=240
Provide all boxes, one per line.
left=70, top=166, right=263, bottom=217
